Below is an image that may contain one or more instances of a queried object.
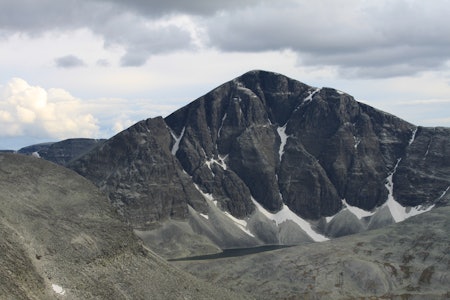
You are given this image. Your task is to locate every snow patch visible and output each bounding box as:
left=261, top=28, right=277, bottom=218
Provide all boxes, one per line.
left=194, top=183, right=254, bottom=237
left=384, top=159, right=404, bottom=222
left=218, top=113, right=227, bottom=137
left=424, top=140, right=432, bottom=158
left=303, top=88, right=321, bottom=103
left=205, top=155, right=228, bottom=171
left=194, top=184, right=216, bottom=206
left=293, top=87, right=321, bottom=112
left=52, top=284, right=66, bottom=295
left=409, top=127, right=418, bottom=146
left=223, top=211, right=255, bottom=237
left=342, top=199, right=375, bottom=219
left=382, top=159, right=435, bottom=222
left=217, top=154, right=228, bottom=170
left=251, top=198, right=328, bottom=242
left=437, top=185, right=450, bottom=200
left=353, top=136, right=361, bottom=149
left=325, top=216, right=335, bottom=223
left=170, top=127, right=185, bottom=155
left=276, top=125, right=289, bottom=161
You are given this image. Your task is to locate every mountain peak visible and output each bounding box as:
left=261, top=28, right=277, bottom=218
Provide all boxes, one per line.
left=69, top=70, right=450, bottom=257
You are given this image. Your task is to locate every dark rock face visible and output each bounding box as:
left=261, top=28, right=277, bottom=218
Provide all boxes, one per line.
left=394, top=126, right=450, bottom=206
left=18, top=138, right=105, bottom=165
left=69, top=70, right=450, bottom=237
left=69, top=117, right=207, bottom=229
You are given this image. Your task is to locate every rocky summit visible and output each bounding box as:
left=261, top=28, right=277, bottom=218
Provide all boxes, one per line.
left=67, top=70, right=450, bottom=257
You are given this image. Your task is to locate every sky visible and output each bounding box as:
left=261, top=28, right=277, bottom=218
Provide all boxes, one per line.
left=1, top=0, right=450, bottom=150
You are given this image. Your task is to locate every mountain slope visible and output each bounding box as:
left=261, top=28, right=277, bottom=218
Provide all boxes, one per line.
left=173, top=204, right=450, bottom=299
left=0, top=153, right=249, bottom=299
left=69, top=70, right=450, bottom=257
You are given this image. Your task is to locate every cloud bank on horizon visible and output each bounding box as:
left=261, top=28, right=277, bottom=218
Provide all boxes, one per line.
left=1, top=0, right=450, bottom=149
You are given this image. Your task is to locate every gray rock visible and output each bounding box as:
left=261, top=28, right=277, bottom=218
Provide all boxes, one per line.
left=394, top=126, right=450, bottom=206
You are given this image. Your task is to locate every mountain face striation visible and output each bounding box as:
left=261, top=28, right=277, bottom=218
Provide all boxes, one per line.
left=68, top=70, right=450, bottom=257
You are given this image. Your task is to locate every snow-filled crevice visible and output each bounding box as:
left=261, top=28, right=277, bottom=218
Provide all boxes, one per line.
left=303, top=87, right=321, bottom=103
left=205, top=155, right=228, bottom=172
left=408, top=126, right=418, bottom=146
left=384, top=159, right=404, bottom=222
left=276, top=124, right=289, bottom=161
left=170, top=126, right=185, bottom=155
left=353, top=136, right=361, bottom=149
left=437, top=185, right=450, bottom=201
left=383, top=158, right=435, bottom=222
left=342, top=199, right=375, bottom=220
left=251, top=198, right=329, bottom=242
left=194, top=183, right=216, bottom=206
left=217, top=113, right=227, bottom=138
left=424, top=138, right=432, bottom=158
left=293, top=87, right=321, bottom=112
left=193, top=183, right=254, bottom=237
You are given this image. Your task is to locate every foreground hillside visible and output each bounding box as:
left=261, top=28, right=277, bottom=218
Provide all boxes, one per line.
left=174, top=204, right=450, bottom=299
left=0, top=153, right=249, bottom=299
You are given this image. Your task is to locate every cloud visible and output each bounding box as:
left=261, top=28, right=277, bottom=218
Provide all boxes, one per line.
left=96, top=59, right=110, bottom=67
left=90, top=0, right=268, bottom=17
left=205, top=0, right=450, bottom=78
left=0, top=78, right=99, bottom=139
left=1, top=0, right=450, bottom=77
left=0, top=1, right=197, bottom=67
left=55, top=55, right=86, bottom=68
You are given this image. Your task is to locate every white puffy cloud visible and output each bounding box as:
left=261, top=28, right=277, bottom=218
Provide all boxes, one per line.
left=0, top=78, right=99, bottom=139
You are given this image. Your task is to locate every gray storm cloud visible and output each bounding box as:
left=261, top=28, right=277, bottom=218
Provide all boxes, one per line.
left=55, top=55, right=86, bottom=68
left=1, top=0, right=450, bottom=75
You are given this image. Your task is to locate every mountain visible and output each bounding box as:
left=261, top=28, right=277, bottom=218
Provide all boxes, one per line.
left=0, top=153, right=249, bottom=299
left=17, top=138, right=105, bottom=166
left=67, top=70, right=450, bottom=258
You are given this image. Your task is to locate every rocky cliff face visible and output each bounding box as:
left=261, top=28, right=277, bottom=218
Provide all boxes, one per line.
left=69, top=70, right=450, bottom=255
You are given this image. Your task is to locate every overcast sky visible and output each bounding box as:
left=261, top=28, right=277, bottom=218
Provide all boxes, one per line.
left=1, top=0, right=450, bottom=149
